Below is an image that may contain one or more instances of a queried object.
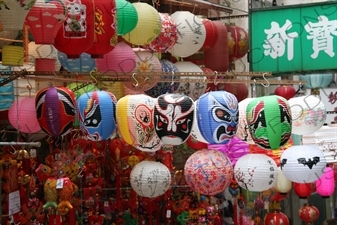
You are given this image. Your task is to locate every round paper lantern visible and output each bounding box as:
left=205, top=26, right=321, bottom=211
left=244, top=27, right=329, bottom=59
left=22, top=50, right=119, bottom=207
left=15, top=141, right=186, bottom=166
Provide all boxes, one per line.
left=246, top=95, right=292, bottom=150
left=288, top=95, right=326, bottom=135
left=116, top=94, right=162, bottom=152
left=299, top=74, right=333, bottom=89
left=298, top=204, right=319, bottom=225
left=280, top=145, right=326, bottom=183
left=95, top=42, right=136, bottom=74
left=85, top=0, right=117, bottom=58
left=28, top=42, right=61, bottom=71
left=145, top=59, right=179, bottom=98
left=144, top=13, right=178, bottom=53
left=199, top=17, right=219, bottom=51
left=173, top=61, right=207, bottom=101
left=130, top=161, right=171, bottom=198
left=264, top=211, right=289, bottom=225
left=153, top=93, right=195, bottom=145
left=236, top=98, right=255, bottom=144
left=35, top=58, right=56, bottom=72
left=273, top=167, right=292, bottom=194
left=35, top=86, right=76, bottom=137
left=168, top=11, right=206, bottom=58
left=226, top=24, right=249, bottom=62
left=190, top=100, right=209, bottom=144
left=77, top=90, right=116, bottom=141
left=234, top=154, right=278, bottom=192
left=293, top=182, right=313, bottom=199
left=8, top=97, right=41, bottom=134
left=122, top=2, right=161, bottom=45
left=123, top=49, right=161, bottom=91
left=58, top=52, right=96, bottom=72
left=184, top=149, right=233, bottom=195
left=53, top=0, right=95, bottom=58
left=197, top=91, right=239, bottom=144
left=25, top=0, right=67, bottom=44
left=217, top=83, right=249, bottom=102
left=2, top=45, right=24, bottom=66
left=315, top=166, right=335, bottom=198
left=274, top=85, right=296, bottom=100
left=116, top=0, right=138, bottom=36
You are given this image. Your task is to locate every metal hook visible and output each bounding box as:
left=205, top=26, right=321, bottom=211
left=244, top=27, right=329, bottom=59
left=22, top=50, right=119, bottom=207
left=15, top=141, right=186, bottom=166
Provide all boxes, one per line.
left=252, top=79, right=257, bottom=98
left=89, top=70, right=98, bottom=85
left=0, top=129, right=6, bottom=141
left=213, top=71, right=219, bottom=85
left=261, top=73, right=270, bottom=87
left=132, top=73, right=139, bottom=87
left=171, top=71, right=175, bottom=87
left=9, top=144, right=17, bottom=155
left=26, top=77, right=33, bottom=96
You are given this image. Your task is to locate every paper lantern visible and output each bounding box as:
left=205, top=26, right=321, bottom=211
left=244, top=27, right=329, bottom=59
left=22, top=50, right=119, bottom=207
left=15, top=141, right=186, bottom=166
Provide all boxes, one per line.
left=234, top=153, right=278, bottom=192
left=95, top=42, right=136, bottom=74
left=273, top=167, right=292, bottom=194
left=35, top=86, right=76, bottom=137
left=236, top=98, right=255, bottom=144
left=35, top=58, right=56, bottom=71
left=200, top=17, right=218, bottom=51
left=288, top=95, right=326, bottom=135
left=299, top=74, right=333, bottom=89
left=25, top=0, right=67, bottom=44
left=27, top=42, right=61, bottom=71
left=153, top=93, right=195, bottom=145
left=190, top=100, right=209, bottom=144
left=130, top=161, right=171, bottom=198
left=217, top=83, right=249, bottom=102
left=184, top=149, right=233, bottom=195
left=264, top=211, right=289, bottom=225
left=122, top=2, right=161, bottom=45
left=186, top=136, right=207, bottom=150
left=204, top=21, right=229, bottom=72
left=144, top=13, right=178, bottom=53
left=115, top=0, right=138, bottom=36
left=315, top=166, right=335, bottom=198
left=85, top=0, right=117, bottom=58
left=168, top=11, right=206, bottom=58
left=58, top=52, right=96, bottom=72
left=197, top=91, right=239, bottom=144
left=280, top=145, right=326, bottom=183
left=173, top=61, right=207, bottom=101
left=246, top=95, right=292, bottom=150
left=53, top=0, right=95, bottom=58
left=226, top=24, right=249, bottom=62
left=274, top=85, right=296, bottom=100
left=77, top=90, right=116, bottom=141
left=2, top=45, right=24, bottom=66
left=123, top=49, right=161, bottom=91
left=116, top=94, right=162, bottom=152
left=298, top=204, right=319, bottom=225
left=145, top=59, right=179, bottom=98
left=8, top=97, right=41, bottom=134
left=293, top=182, right=313, bottom=199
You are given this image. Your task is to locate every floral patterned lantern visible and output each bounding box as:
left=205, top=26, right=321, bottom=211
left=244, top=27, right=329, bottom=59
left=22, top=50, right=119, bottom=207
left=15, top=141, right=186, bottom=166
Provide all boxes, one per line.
left=236, top=98, right=254, bottom=144
left=115, top=0, right=138, bottom=36
left=288, top=95, right=326, bottom=135
left=298, top=204, right=319, bottom=225
left=315, top=166, right=335, bottom=198
left=130, top=161, right=171, bottom=198
left=58, top=52, right=96, bottom=72
left=293, top=182, right=314, bottom=199
left=25, top=0, right=67, bottom=44
left=226, top=23, right=249, bottom=62
left=199, top=17, right=219, bottom=51
left=184, top=149, right=233, bottom=196
left=217, top=83, right=249, bottom=102
left=274, top=85, right=296, bottom=100
left=264, top=211, right=289, bottom=225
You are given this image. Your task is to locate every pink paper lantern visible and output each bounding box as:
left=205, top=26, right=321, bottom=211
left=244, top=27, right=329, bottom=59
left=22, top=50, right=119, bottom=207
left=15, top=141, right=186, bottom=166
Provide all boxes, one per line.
left=184, top=149, right=233, bottom=195
left=8, top=97, right=41, bottom=134
left=315, top=167, right=335, bottom=198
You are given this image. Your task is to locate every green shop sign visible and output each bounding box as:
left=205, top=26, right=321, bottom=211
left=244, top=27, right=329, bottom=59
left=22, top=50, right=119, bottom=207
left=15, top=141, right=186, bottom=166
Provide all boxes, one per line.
left=249, top=2, right=337, bottom=75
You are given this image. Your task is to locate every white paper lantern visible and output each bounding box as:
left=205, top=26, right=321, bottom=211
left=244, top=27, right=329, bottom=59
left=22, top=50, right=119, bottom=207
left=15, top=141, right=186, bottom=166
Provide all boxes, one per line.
left=280, top=145, right=326, bottom=183
left=130, top=161, right=171, bottom=198
left=274, top=167, right=292, bottom=194
left=288, top=95, right=326, bottom=135
left=234, top=153, right=278, bottom=192
left=168, top=11, right=206, bottom=58
left=236, top=98, right=255, bottom=144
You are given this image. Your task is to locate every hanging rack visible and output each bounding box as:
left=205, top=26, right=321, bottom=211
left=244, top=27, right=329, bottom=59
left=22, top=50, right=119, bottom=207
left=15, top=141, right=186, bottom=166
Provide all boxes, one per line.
left=0, top=141, right=41, bottom=147
left=159, top=0, right=234, bottom=13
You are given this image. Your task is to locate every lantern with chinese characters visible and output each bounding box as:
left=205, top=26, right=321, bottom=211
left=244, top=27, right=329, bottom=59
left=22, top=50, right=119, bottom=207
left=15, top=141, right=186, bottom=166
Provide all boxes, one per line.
left=116, top=94, right=162, bottom=152
left=77, top=90, right=117, bottom=141
left=58, top=52, right=96, bottom=72
left=315, top=166, right=335, bottom=198
left=122, top=2, right=161, bottom=45
left=298, top=204, right=319, bottom=225
left=294, top=182, right=314, bottom=199
left=130, top=161, right=171, bottom=198
left=280, top=145, right=326, bottom=183
left=274, top=85, right=296, bottom=100
left=115, top=0, right=138, bottom=36
left=168, top=11, right=206, bottom=58
left=25, top=0, right=67, bottom=44
left=197, top=91, right=239, bottom=144
left=246, top=95, right=292, bottom=150
left=264, top=211, right=289, bottom=225
left=273, top=167, right=292, bottom=194
left=35, top=86, right=76, bottom=137
left=288, top=95, right=326, bottom=135
left=234, top=154, right=278, bottom=192
left=236, top=98, right=254, bottom=144
left=8, top=97, right=41, bottom=134
left=85, top=0, right=117, bottom=58
left=153, top=93, right=195, bottom=145
left=53, top=0, right=95, bottom=58
left=199, top=17, right=218, bottom=51
left=217, top=83, right=249, bottom=102
left=184, top=149, right=233, bottom=195
left=299, top=74, right=333, bottom=94
left=226, top=23, right=249, bottom=62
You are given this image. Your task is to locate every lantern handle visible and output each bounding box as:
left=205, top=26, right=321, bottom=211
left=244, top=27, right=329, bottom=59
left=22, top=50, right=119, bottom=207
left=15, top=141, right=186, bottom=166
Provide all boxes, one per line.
left=213, top=71, right=219, bottom=85
left=132, top=73, right=139, bottom=87
left=261, top=73, right=270, bottom=87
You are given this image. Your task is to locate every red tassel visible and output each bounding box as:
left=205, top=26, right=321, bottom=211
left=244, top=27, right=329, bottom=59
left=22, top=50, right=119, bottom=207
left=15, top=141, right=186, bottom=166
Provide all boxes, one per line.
left=48, top=214, right=61, bottom=225
left=233, top=196, right=238, bottom=225
left=69, top=208, right=75, bottom=225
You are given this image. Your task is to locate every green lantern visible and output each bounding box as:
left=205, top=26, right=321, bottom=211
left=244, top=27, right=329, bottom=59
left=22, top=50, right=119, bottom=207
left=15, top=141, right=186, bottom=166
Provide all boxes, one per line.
left=116, top=0, right=138, bottom=36
left=246, top=95, right=292, bottom=150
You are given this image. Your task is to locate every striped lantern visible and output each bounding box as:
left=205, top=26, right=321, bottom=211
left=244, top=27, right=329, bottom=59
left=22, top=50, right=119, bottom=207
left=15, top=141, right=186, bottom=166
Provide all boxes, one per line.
left=190, top=100, right=209, bottom=144
left=116, top=94, right=162, bottom=152
left=115, top=0, right=138, bottom=36
left=77, top=90, right=117, bottom=141
left=58, top=52, right=96, bottom=72
left=2, top=45, right=24, bottom=66
left=35, top=86, right=76, bottom=137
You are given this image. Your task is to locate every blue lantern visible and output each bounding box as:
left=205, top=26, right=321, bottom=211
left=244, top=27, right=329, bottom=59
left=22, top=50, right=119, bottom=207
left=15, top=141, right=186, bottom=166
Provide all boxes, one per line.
left=299, top=74, right=333, bottom=89
left=58, top=51, right=96, bottom=72
left=77, top=90, right=117, bottom=141
left=197, top=91, right=239, bottom=144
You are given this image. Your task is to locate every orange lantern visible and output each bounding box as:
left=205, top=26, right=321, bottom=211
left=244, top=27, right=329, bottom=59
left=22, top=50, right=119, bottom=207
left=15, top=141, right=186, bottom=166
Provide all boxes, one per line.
left=298, top=204, right=319, bottom=225
left=226, top=23, right=249, bottom=62
left=274, top=85, right=296, bottom=100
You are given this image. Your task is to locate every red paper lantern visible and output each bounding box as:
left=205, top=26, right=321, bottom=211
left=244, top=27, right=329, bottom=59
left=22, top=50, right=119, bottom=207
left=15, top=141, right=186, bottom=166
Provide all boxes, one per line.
left=293, top=182, right=313, bottom=199
left=35, top=58, right=56, bottom=71
left=53, top=0, right=95, bottom=58
left=264, top=211, right=289, bottom=225
left=186, top=136, right=207, bottom=150
left=25, top=0, right=67, bottom=44
left=274, top=85, right=296, bottom=100
left=200, top=18, right=218, bottom=51
left=226, top=24, right=249, bottom=62
left=217, top=83, right=249, bottom=102
left=85, top=0, right=118, bottom=58
left=298, top=204, right=319, bottom=225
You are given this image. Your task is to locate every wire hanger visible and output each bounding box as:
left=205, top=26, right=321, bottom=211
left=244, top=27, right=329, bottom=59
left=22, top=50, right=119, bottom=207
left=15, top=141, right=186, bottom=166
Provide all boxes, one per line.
left=132, top=73, right=139, bottom=87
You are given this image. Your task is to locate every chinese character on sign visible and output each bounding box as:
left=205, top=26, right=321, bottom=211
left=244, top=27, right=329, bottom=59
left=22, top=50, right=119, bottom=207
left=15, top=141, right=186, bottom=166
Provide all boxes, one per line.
left=263, top=20, right=299, bottom=60
left=305, top=16, right=337, bottom=59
